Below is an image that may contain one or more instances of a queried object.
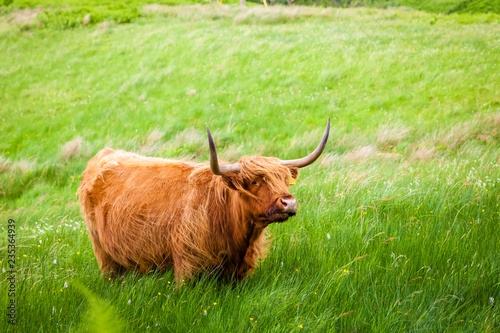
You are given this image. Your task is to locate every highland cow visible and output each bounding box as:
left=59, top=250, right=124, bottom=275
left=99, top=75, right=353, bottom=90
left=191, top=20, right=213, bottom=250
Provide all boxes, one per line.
left=77, top=119, right=330, bottom=282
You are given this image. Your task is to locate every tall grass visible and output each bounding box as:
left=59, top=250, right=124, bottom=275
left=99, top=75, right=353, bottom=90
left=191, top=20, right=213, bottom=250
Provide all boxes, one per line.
left=0, top=5, right=499, bottom=332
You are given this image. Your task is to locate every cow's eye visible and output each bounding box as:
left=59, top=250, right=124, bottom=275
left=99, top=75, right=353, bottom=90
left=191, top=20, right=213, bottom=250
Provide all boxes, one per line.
left=251, top=181, right=258, bottom=186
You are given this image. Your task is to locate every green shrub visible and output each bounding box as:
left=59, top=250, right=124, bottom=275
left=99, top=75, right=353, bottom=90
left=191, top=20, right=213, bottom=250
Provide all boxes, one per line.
left=450, top=0, right=500, bottom=14
left=37, top=5, right=140, bottom=29
left=0, top=0, right=13, bottom=6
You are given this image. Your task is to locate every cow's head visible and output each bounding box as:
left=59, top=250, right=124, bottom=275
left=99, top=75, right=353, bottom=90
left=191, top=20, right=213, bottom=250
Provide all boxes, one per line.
left=207, top=118, right=330, bottom=226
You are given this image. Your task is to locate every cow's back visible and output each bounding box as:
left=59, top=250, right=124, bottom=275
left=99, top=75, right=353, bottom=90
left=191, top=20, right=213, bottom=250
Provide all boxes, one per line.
left=78, top=148, right=200, bottom=273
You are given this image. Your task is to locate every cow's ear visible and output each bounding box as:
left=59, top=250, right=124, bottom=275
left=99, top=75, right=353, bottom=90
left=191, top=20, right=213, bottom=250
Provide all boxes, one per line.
left=221, top=173, right=243, bottom=191
left=290, top=167, right=299, bottom=181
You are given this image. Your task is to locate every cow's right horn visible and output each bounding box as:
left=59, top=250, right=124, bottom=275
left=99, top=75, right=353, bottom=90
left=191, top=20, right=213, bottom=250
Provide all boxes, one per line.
left=207, top=126, right=241, bottom=175
left=280, top=118, right=330, bottom=168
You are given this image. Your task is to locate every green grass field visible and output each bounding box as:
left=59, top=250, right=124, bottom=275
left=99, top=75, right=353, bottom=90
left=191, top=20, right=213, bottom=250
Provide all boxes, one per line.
left=1, top=4, right=499, bottom=332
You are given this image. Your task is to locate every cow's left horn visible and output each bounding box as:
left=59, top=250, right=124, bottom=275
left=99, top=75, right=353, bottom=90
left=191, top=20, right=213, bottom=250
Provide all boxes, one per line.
left=207, top=126, right=241, bottom=175
left=280, top=118, right=330, bottom=168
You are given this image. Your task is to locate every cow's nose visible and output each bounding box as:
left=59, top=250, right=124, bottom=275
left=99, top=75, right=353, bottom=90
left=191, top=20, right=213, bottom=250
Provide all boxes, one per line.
left=280, top=198, right=297, bottom=213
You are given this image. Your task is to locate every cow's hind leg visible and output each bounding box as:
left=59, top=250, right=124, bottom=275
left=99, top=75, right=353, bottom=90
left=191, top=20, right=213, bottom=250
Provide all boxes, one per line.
left=88, top=230, right=126, bottom=276
left=172, top=250, right=188, bottom=286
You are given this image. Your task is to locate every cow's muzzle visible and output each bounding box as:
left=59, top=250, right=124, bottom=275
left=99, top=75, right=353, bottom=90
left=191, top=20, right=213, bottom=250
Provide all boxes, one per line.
left=265, top=195, right=297, bottom=223
left=280, top=198, right=297, bottom=214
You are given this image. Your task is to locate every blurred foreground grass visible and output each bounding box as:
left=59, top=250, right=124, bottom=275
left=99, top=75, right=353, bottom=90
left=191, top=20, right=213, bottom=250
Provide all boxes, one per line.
left=0, top=5, right=499, bottom=332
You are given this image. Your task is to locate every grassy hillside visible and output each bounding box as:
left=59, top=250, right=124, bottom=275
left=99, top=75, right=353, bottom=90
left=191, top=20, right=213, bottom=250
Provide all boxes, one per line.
left=0, top=5, right=499, bottom=332
left=5, top=0, right=500, bottom=12
left=1, top=0, right=499, bottom=29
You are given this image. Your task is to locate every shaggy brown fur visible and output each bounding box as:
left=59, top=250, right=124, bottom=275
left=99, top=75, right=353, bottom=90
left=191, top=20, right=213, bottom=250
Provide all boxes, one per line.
left=78, top=148, right=299, bottom=282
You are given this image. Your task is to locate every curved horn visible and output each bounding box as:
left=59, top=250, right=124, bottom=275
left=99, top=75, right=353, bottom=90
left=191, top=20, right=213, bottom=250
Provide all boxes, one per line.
left=207, top=126, right=241, bottom=175
left=280, top=118, right=330, bottom=168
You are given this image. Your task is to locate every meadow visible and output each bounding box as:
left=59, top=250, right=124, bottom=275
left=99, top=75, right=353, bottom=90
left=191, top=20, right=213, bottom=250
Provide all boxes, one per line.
left=1, top=4, right=499, bottom=332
